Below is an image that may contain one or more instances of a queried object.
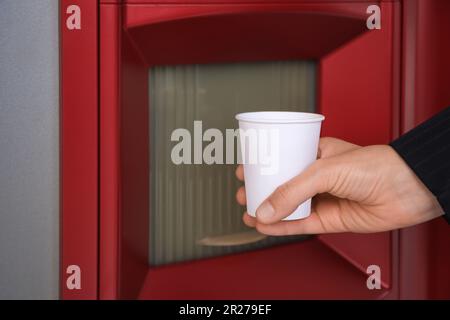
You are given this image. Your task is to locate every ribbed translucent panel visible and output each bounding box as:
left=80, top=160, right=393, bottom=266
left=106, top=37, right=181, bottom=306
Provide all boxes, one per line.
left=149, top=61, right=316, bottom=266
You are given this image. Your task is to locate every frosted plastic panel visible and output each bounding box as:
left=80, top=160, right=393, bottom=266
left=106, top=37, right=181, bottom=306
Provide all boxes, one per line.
left=149, top=61, right=315, bottom=266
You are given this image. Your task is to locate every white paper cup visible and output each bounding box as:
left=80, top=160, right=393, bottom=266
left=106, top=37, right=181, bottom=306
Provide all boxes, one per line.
left=236, top=111, right=324, bottom=221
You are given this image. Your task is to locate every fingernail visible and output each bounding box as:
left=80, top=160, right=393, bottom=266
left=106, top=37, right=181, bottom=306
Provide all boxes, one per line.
left=256, top=202, right=275, bottom=221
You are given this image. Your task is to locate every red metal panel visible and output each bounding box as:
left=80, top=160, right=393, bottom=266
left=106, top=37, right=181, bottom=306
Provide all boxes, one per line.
left=124, top=2, right=371, bottom=29
left=399, top=0, right=450, bottom=299
left=60, top=0, right=98, bottom=299
left=318, top=1, right=400, bottom=289
left=99, top=4, right=121, bottom=300
left=100, top=3, right=150, bottom=299
left=124, top=3, right=371, bottom=59
left=123, top=0, right=386, bottom=4
left=139, top=239, right=388, bottom=299
left=412, top=0, right=450, bottom=125
left=118, top=25, right=150, bottom=300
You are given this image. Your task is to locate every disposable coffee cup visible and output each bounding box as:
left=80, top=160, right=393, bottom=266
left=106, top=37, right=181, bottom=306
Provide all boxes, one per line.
left=235, top=111, right=324, bottom=221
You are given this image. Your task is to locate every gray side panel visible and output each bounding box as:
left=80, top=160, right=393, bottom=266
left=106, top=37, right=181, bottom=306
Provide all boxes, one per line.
left=0, top=0, right=60, bottom=299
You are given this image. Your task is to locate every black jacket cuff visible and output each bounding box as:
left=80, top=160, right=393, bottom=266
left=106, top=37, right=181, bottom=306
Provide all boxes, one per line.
left=390, top=107, right=450, bottom=224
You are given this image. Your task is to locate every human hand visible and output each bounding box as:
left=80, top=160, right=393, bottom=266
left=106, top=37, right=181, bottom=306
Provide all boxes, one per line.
left=235, top=137, right=444, bottom=235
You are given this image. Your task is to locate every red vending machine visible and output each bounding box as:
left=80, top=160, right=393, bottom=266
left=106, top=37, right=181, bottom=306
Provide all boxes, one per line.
left=60, top=0, right=450, bottom=299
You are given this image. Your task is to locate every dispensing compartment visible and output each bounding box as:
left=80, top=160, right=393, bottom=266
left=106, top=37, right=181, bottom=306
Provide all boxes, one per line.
left=149, top=61, right=315, bottom=266
left=100, top=1, right=400, bottom=299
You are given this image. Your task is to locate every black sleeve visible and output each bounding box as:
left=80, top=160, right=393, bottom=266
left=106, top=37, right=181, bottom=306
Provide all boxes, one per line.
left=389, top=106, right=450, bottom=224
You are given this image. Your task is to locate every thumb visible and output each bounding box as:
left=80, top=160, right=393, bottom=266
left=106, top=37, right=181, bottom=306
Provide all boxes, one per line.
left=255, top=159, right=331, bottom=224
